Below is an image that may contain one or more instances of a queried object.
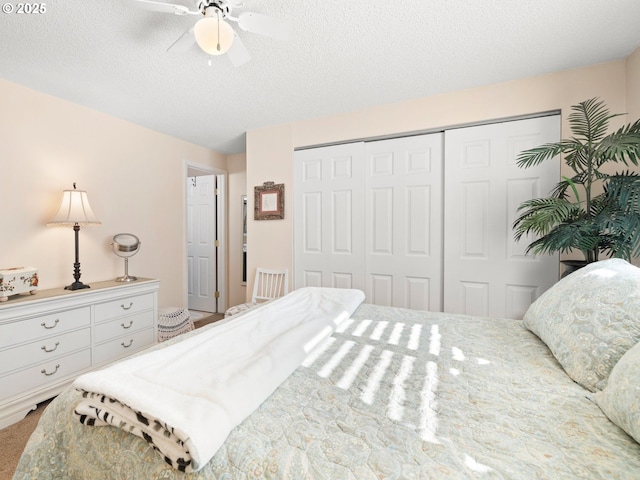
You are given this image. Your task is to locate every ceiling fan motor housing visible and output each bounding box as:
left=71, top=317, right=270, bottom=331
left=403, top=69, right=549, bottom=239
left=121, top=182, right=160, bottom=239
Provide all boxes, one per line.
left=197, top=0, right=231, bottom=17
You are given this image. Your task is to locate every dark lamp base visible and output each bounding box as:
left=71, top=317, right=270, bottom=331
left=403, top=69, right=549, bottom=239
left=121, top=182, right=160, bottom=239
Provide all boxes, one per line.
left=65, top=281, right=91, bottom=291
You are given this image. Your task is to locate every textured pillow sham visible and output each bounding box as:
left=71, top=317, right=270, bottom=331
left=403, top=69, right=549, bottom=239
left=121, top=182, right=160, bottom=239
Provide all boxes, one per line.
left=596, top=341, right=640, bottom=444
left=523, top=258, right=640, bottom=392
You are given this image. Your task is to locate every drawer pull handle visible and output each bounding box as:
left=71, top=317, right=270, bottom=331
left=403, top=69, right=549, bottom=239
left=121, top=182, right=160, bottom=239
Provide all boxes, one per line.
left=121, top=320, right=134, bottom=329
left=121, top=339, right=134, bottom=348
left=41, top=342, right=60, bottom=353
left=41, top=364, right=60, bottom=376
left=41, top=319, right=60, bottom=329
left=121, top=302, right=134, bottom=310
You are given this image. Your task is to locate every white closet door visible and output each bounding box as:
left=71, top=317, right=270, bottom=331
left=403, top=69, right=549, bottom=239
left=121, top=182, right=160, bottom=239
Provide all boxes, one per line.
left=187, top=175, right=218, bottom=312
left=443, top=115, right=561, bottom=318
left=365, top=134, right=443, bottom=310
left=294, top=143, right=366, bottom=291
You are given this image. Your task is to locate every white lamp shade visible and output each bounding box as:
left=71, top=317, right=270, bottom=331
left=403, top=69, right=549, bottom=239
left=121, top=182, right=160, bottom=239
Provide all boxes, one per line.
left=48, top=188, right=101, bottom=226
left=194, top=16, right=234, bottom=55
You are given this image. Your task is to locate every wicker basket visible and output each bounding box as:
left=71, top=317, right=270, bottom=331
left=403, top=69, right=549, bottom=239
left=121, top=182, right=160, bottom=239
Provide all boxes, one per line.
left=157, top=307, right=194, bottom=342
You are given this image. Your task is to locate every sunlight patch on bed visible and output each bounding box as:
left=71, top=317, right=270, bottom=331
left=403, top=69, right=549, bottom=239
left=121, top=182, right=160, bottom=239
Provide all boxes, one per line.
left=336, top=344, right=374, bottom=390
left=304, top=325, right=334, bottom=353
left=388, top=355, right=415, bottom=422
left=408, top=324, right=422, bottom=350
left=335, top=317, right=354, bottom=333
left=476, top=358, right=490, bottom=365
left=370, top=320, right=389, bottom=340
left=388, top=322, right=405, bottom=345
left=419, top=360, right=440, bottom=443
left=464, top=454, right=493, bottom=473
left=589, top=268, right=617, bottom=278
left=333, top=310, right=352, bottom=326
left=352, top=319, right=372, bottom=337
left=302, top=337, right=336, bottom=367
left=429, top=325, right=441, bottom=356
left=318, top=340, right=355, bottom=378
left=452, top=347, right=465, bottom=362
left=361, top=349, right=393, bottom=405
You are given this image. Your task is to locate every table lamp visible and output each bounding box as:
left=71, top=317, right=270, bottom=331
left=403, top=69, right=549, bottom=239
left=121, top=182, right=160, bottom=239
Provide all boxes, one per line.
left=47, top=183, right=101, bottom=290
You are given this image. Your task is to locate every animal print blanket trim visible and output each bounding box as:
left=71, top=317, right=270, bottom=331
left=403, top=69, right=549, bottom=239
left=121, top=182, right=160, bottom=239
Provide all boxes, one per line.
left=74, top=390, right=197, bottom=472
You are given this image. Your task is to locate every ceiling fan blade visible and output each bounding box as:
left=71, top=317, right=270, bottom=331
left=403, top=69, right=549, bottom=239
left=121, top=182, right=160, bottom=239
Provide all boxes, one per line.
left=124, top=0, right=195, bottom=15
left=166, top=26, right=196, bottom=52
left=237, top=12, right=292, bottom=41
left=226, top=33, right=251, bottom=67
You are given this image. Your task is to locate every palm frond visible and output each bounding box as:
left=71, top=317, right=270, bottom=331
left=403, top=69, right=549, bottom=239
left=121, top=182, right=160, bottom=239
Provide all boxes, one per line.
left=524, top=221, right=600, bottom=259
left=569, top=97, right=620, bottom=143
left=605, top=174, right=640, bottom=212
left=513, top=198, right=581, bottom=241
left=563, top=143, right=591, bottom=173
left=595, top=121, right=640, bottom=166
left=515, top=140, right=576, bottom=169
left=600, top=175, right=640, bottom=259
left=515, top=143, right=562, bottom=169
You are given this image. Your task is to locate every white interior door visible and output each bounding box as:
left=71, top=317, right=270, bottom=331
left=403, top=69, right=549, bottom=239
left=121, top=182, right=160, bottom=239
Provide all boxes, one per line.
left=294, top=143, right=366, bottom=292
left=187, top=175, right=218, bottom=312
left=365, top=134, right=443, bottom=310
left=443, top=115, right=561, bottom=318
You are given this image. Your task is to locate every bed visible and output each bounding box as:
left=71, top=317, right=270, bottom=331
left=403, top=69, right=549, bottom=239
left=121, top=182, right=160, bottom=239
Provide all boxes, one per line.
left=13, top=259, right=640, bottom=479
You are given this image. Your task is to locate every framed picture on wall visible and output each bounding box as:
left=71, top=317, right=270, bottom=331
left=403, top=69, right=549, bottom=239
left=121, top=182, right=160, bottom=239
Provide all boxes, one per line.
left=254, top=181, right=284, bottom=220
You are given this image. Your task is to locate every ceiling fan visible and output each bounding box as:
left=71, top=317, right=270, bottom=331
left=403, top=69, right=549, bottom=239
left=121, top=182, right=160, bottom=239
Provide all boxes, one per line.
left=126, top=0, right=292, bottom=66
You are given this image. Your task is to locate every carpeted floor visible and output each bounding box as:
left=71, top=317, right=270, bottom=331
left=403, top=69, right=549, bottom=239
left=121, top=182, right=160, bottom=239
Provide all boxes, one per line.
left=0, top=313, right=223, bottom=480
left=0, top=399, right=50, bottom=480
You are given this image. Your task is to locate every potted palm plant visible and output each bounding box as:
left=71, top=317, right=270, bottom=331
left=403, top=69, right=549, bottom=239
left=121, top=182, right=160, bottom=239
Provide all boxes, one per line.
left=513, top=98, right=640, bottom=273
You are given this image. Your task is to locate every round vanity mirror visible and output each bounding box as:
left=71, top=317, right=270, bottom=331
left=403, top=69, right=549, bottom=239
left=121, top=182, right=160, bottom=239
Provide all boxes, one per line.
left=111, top=233, right=141, bottom=282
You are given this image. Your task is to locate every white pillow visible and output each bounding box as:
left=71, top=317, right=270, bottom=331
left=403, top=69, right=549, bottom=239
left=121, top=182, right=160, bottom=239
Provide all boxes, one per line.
left=596, top=341, right=640, bottom=444
left=523, top=258, right=640, bottom=392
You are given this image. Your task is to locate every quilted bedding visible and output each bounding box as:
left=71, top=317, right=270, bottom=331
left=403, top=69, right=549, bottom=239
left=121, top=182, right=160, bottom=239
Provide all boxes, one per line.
left=14, top=303, right=640, bottom=479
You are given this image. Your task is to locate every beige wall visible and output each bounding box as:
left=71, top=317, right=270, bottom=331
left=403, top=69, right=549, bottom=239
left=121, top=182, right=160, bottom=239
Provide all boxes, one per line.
left=0, top=79, right=226, bottom=308
left=4, top=46, right=637, bottom=309
left=246, top=55, right=640, bottom=292
left=245, top=126, right=294, bottom=301
left=226, top=153, right=247, bottom=306
left=627, top=47, right=640, bottom=120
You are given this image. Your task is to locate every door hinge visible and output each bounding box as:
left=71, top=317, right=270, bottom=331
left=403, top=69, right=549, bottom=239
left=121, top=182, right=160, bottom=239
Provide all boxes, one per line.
left=214, top=291, right=220, bottom=299
left=215, top=188, right=220, bottom=195
left=215, top=240, right=220, bottom=247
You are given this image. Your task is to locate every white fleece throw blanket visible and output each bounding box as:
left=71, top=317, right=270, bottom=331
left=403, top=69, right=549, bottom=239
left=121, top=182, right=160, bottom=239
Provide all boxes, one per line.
left=73, top=287, right=365, bottom=472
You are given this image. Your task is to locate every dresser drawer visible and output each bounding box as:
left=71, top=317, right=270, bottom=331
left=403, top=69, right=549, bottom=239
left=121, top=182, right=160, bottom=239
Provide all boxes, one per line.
left=94, top=293, right=154, bottom=323
left=0, top=306, right=90, bottom=349
left=93, top=328, right=155, bottom=366
left=0, top=349, right=91, bottom=402
left=0, top=328, right=90, bottom=376
left=94, top=310, right=154, bottom=343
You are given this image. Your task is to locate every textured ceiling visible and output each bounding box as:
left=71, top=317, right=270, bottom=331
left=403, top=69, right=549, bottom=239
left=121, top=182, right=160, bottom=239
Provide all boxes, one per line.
left=1, top=0, right=639, bottom=154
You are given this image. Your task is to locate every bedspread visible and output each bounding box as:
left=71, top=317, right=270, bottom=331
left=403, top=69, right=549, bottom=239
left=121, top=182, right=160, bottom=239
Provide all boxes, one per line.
left=72, top=287, right=365, bottom=472
left=14, top=304, right=640, bottom=479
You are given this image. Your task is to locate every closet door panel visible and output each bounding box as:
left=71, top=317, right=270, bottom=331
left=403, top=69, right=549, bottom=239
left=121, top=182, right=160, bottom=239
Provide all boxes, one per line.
left=461, top=181, right=489, bottom=258
left=294, top=143, right=366, bottom=291
left=444, top=115, right=561, bottom=318
left=365, top=134, right=443, bottom=310
left=302, top=191, right=322, bottom=253
left=407, top=185, right=431, bottom=255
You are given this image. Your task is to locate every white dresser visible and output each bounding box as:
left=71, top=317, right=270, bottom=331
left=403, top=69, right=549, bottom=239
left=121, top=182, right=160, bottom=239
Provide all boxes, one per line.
left=0, top=278, right=159, bottom=428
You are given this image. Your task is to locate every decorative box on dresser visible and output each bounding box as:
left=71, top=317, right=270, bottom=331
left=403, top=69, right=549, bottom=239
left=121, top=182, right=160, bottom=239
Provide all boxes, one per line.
left=0, top=278, right=159, bottom=428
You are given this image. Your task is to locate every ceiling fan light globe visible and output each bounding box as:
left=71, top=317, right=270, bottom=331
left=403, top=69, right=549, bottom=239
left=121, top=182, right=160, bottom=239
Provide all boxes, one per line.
left=194, top=17, right=234, bottom=55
